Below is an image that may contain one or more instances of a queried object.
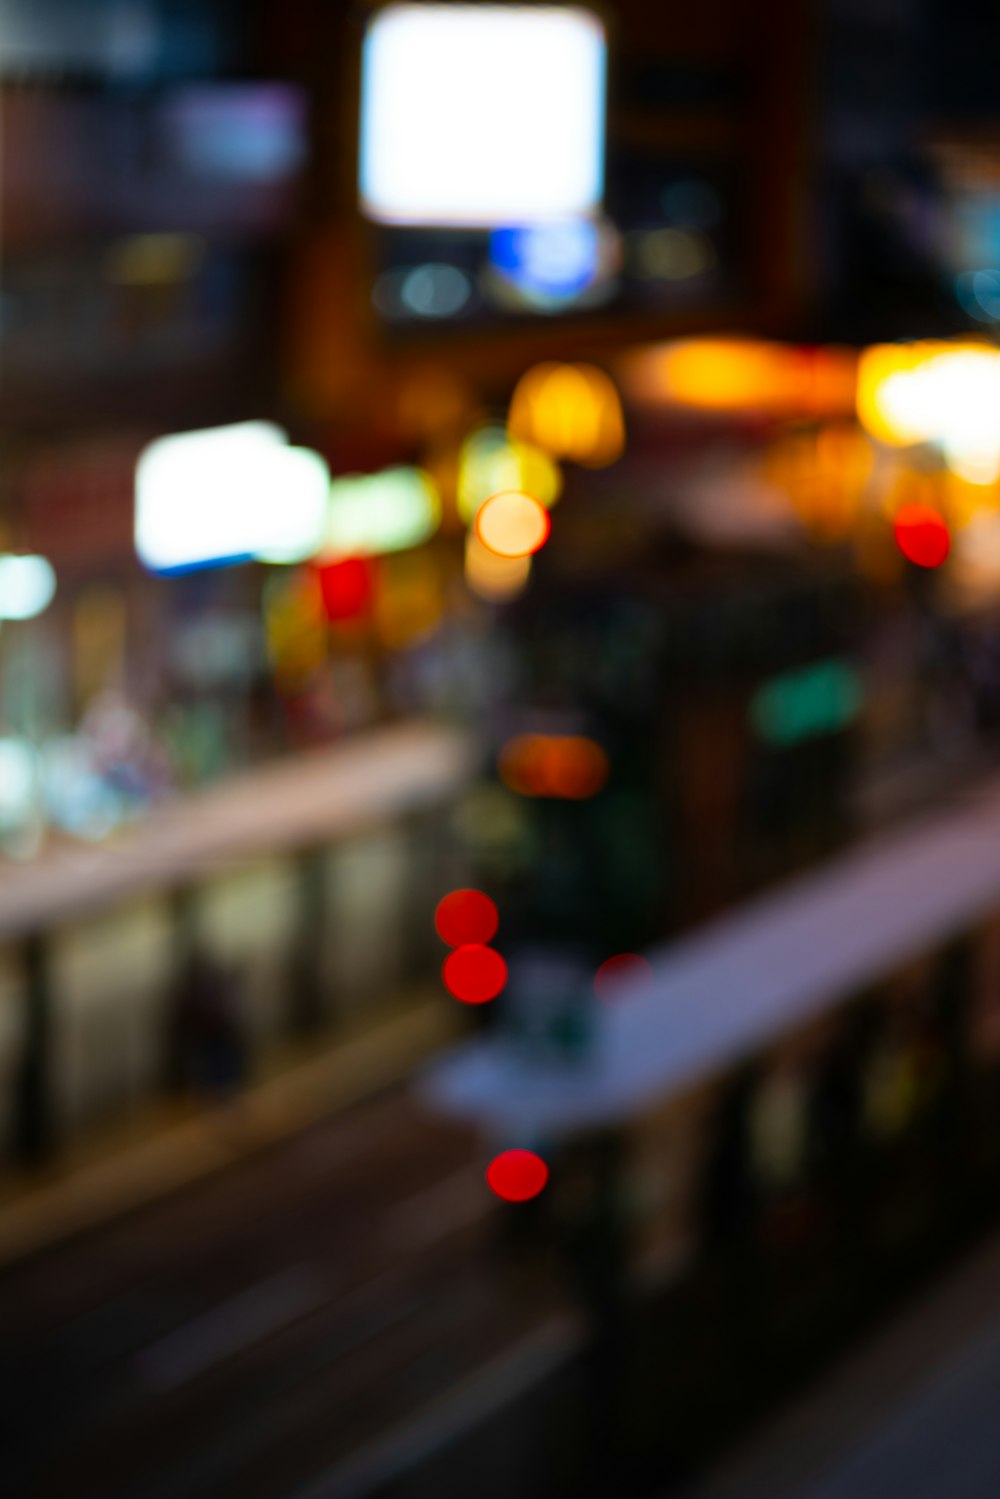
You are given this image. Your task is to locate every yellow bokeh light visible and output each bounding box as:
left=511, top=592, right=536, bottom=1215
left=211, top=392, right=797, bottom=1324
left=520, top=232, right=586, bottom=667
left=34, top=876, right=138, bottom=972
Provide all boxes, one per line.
left=464, top=532, right=532, bottom=601
left=517, top=441, right=563, bottom=510
left=857, top=340, right=1000, bottom=483
left=456, top=424, right=562, bottom=526
left=856, top=342, right=949, bottom=446
left=475, top=491, right=550, bottom=559
left=508, top=362, right=625, bottom=467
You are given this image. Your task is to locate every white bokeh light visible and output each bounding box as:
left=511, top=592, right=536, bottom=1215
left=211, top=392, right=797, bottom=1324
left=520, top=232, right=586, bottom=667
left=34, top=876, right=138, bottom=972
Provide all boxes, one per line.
left=0, top=554, right=57, bottom=620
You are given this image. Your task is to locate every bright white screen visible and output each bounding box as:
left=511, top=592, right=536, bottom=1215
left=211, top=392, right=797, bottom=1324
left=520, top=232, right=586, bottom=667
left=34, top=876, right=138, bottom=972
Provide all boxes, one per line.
left=359, top=5, right=606, bottom=227
left=135, top=422, right=330, bottom=573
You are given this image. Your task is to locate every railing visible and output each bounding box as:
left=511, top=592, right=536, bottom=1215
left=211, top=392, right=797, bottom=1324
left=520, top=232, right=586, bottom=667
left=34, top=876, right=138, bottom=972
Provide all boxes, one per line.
left=423, top=769, right=1000, bottom=1137
left=408, top=773, right=1000, bottom=1491
left=0, top=719, right=477, bottom=1164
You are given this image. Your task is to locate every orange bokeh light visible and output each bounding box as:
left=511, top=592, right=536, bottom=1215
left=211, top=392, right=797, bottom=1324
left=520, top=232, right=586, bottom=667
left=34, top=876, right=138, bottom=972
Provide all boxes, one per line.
left=621, top=339, right=857, bottom=419
left=498, top=734, right=610, bottom=799
left=475, top=491, right=551, bottom=559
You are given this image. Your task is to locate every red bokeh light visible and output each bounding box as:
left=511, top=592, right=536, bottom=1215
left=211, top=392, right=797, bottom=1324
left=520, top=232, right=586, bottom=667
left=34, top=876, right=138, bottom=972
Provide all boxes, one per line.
left=486, top=1149, right=549, bottom=1202
left=594, top=952, right=654, bottom=1002
left=892, top=504, right=950, bottom=569
left=442, top=944, right=507, bottom=1004
left=435, top=889, right=498, bottom=947
left=313, top=557, right=375, bottom=620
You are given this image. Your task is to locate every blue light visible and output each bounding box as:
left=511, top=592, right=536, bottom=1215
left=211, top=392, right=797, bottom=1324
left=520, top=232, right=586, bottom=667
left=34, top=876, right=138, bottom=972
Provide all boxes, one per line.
left=956, top=269, right=1000, bottom=323
left=488, top=220, right=600, bottom=302
left=152, top=553, right=256, bottom=577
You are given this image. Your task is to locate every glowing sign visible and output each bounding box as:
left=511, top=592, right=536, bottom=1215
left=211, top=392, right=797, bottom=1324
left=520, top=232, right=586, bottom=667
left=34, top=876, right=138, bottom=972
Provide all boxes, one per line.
left=135, top=422, right=329, bottom=574
left=750, top=659, right=863, bottom=746
left=256, top=448, right=334, bottom=563
left=324, top=467, right=441, bottom=558
left=359, top=5, right=606, bottom=227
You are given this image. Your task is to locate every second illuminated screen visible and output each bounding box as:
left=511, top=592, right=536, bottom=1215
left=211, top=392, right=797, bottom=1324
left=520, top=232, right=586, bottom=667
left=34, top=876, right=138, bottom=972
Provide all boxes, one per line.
left=359, top=4, right=606, bottom=227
